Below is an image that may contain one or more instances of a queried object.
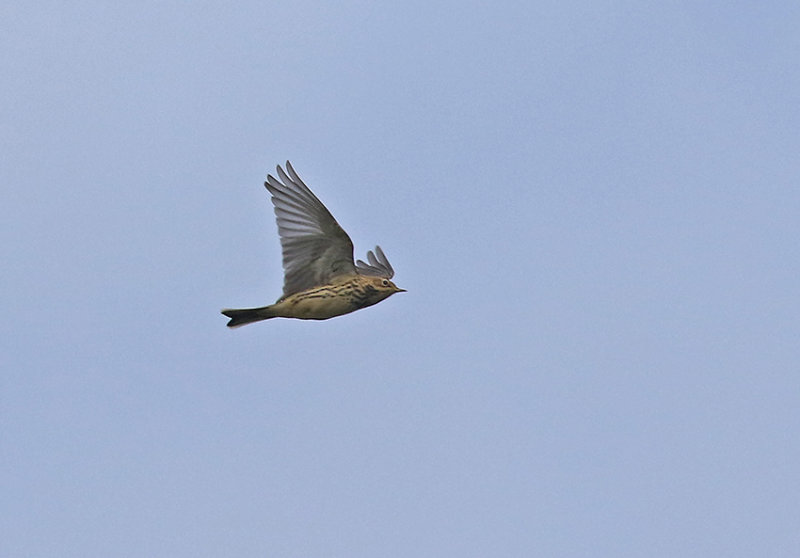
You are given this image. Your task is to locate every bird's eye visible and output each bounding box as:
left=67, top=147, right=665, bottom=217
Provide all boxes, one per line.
left=382, top=279, right=389, bottom=286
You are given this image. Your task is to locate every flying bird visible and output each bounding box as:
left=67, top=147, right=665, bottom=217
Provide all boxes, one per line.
left=222, top=162, right=405, bottom=327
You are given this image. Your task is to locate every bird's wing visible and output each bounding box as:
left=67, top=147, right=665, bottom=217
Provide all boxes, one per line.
left=264, top=161, right=356, bottom=298
left=355, top=245, right=395, bottom=279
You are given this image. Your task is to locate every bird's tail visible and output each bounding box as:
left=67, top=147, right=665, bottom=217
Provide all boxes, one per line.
left=221, top=306, right=276, bottom=328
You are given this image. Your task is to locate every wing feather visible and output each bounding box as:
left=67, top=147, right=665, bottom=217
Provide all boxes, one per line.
left=355, top=245, right=395, bottom=279
left=264, top=162, right=356, bottom=297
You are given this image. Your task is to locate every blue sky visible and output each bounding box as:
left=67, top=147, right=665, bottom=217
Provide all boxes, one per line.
left=3, top=2, right=800, bottom=556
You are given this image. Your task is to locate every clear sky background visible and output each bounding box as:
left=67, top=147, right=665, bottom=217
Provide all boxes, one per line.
left=3, top=2, right=800, bottom=557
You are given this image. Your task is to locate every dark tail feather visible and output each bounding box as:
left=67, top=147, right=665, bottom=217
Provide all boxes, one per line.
left=221, top=306, right=275, bottom=328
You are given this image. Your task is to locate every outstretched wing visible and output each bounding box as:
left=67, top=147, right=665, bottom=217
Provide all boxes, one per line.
left=355, top=246, right=395, bottom=279
left=264, top=161, right=356, bottom=298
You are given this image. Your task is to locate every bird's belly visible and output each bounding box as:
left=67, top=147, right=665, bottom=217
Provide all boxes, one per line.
left=274, top=289, right=358, bottom=320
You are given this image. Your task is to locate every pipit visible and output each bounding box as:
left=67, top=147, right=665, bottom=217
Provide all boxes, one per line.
left=222, top=161, right=405, bottom=327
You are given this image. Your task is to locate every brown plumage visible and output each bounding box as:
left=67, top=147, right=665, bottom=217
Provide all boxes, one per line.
left=222, top=162, right=404, bottom=327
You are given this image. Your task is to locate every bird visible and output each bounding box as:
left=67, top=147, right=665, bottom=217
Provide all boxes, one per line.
left=222, top=161, right=405, bottom=327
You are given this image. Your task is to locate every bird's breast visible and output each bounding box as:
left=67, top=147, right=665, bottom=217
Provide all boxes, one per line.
left=272, top=282, right=362, bottom=320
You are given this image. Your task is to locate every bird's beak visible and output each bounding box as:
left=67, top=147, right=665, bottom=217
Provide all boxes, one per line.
left=396, top=287, right=407, bottom=293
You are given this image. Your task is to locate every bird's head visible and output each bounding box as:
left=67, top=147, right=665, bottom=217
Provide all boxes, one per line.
left=363, top=275, right=406, bottom=304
